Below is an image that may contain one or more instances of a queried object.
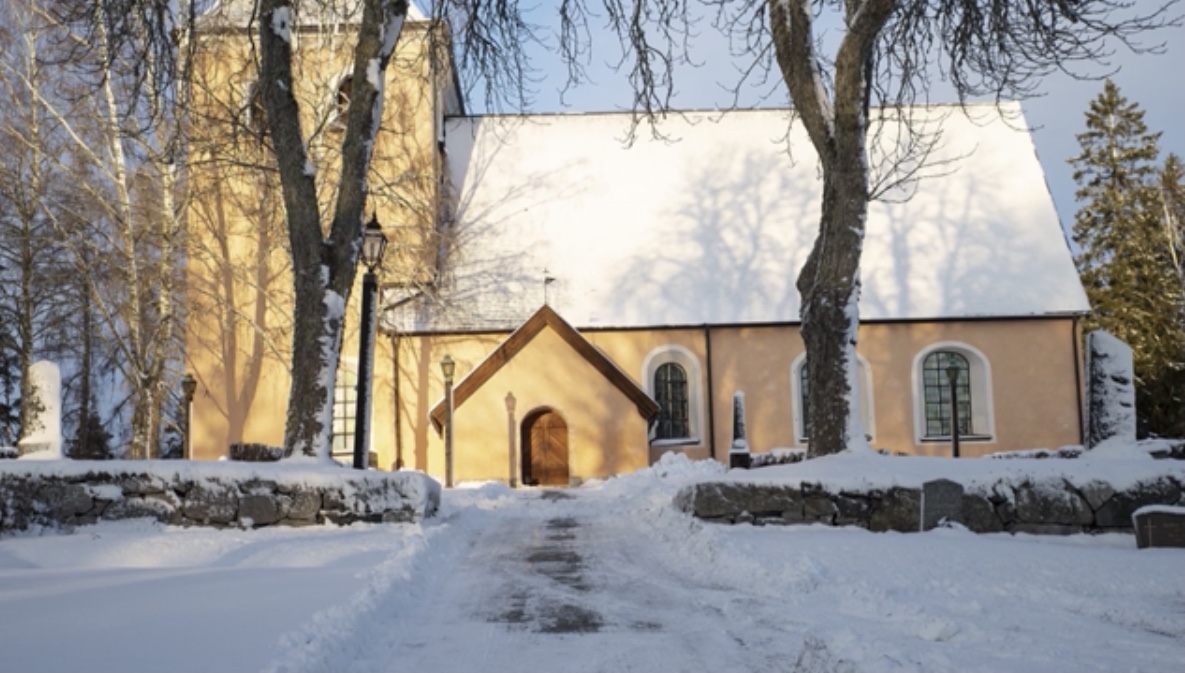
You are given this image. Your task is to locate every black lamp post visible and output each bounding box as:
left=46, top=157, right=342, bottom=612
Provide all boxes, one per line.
left=946, top=364, right=961, bottom=459
left=181, top=373, right=197, bottom=460
left=441, top=354, right=455, bottom=487
left=352, top=215, right=388, bottom=470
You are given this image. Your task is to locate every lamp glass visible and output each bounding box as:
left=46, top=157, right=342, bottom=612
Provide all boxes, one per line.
left=945, top=364, right=960, bottom=381
left=441, top=354, right=456, bottom=381
left=360, top=217, right=388, bottom=270
left=181, top=373, right=197, bottom=397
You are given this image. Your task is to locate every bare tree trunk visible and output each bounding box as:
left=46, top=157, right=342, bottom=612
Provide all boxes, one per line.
left=770, top=0, right=894, bottom=456
left=257, top=0, right=407, bottom=458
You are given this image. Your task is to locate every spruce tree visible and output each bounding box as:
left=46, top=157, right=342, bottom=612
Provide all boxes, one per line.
left=1071, top=80, right=1185, bottom=438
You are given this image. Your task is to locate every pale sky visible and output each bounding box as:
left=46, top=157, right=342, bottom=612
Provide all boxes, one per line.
left=496, top=11, right=1184, bottom=242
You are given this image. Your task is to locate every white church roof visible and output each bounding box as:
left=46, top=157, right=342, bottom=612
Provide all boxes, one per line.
left=393, top=102, right=1089, bottom=332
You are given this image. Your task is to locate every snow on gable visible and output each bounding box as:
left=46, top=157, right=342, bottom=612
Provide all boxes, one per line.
left=405, top=104, right=1088, bottom=332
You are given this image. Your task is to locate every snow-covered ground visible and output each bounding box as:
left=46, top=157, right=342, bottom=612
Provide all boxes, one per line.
left=1, top=454, right=1182, bottom=673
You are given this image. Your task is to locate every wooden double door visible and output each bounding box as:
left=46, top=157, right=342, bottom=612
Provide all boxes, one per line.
left=522, top=409, right=569, bottom=486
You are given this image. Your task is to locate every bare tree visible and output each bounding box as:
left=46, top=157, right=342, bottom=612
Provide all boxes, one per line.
left=0, top=0, right=80, bottom=452
left=760, top=0, right=1178, bottom=455
left=535, top=0, right=1176, bottom=456
left=8, top=0, right=197, bottom=459
left=245, top=0, right=419, bottom=458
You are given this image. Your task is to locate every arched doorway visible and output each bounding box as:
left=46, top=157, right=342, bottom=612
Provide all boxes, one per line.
left=521, top=409, right=569, bottom=486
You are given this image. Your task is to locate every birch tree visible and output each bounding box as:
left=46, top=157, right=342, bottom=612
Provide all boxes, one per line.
left=1161, top=153, right=1185, bottom=297
left=15, top=0, right=196, bottom=459
left=0, top=0, right=85, bottom=452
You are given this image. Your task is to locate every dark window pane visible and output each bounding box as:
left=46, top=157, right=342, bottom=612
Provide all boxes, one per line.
left=655, top=363, right=690, bottom=439
left=921, top=351, right=973, bottom=437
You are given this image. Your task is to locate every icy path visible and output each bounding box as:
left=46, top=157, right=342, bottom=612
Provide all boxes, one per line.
left=268, top=487, right=820, bottom=672
left=265, top=480, right=1184, bottom=673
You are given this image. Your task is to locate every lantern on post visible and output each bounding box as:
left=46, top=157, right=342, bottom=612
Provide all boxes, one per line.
left=352, top=215, right=388, bottom=470
left=946, top=363, right=961, bottom=459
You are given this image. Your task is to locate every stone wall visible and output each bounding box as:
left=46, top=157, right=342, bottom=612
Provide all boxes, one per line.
left=674, top=475, right=1185, bottom=535
left=0, top=462, right=439, bottom=534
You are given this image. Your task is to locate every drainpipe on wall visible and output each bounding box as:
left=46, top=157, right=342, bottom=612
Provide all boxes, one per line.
left=704, top=324, right=716, bottom=462
left=1072, top=316, right=1084, bottom=447
left=391, top=332, right=403, bottom=470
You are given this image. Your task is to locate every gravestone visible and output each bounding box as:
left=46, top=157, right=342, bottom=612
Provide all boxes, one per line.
left=17, top=361, right=62, bottom=458
left=921, top=479, right=965, bottom=531
left=729, top=391, right=751, bottom=469
left=1085, top=331, right=1136, bottom=453
left=1133, top=506, right=1185, bottom=549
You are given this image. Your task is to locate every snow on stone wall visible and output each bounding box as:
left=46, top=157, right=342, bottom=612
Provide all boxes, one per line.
left=0, top=461, right=440, bottom=534
left=1086, top=331, right=1136, bottom=453
left=676, top=473, right=1185, bottom=534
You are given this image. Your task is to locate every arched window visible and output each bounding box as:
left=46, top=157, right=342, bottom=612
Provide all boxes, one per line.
left=912, top=343, right=995, bottom=442
left=642, top=345, right=703, bottom=444
left=654, top=363, right=689, bottom=440
left=922, top=351, right=971, bottom=437
left=791, top=354, right=875, bottom=443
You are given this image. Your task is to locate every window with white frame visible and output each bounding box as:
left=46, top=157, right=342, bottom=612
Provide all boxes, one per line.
left=791, top=353, right=875, bottom=443
left=332, top=359, right=358, bottom=463
left=912, top=343, right=994, bottom=442
left=642, top=346, right=703, bottom=444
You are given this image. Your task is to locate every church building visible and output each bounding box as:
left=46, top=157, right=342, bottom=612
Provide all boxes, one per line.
left=185, top=4, right=1091, bottom=485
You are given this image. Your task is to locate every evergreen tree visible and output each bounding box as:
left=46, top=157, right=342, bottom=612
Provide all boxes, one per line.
left=69, top=406, right=112, bottom=460
left=0, top=348, right=19, bottom=447
left=1071, top=80, right=1185, bottom=438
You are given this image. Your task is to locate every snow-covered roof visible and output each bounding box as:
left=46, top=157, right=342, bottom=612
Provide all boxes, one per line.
left=392, top=103, right=1089, bottom=332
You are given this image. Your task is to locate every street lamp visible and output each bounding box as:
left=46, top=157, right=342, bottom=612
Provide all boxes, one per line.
left=180, top=373, right=197, bottom=460
left=946, top=363, right=961, bottom=459
left=441, top=354, right=455, bottom=487
left=352, top=215, right=388, bottom=470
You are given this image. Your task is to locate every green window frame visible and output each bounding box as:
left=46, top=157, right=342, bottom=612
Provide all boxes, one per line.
left=922, top=351, right=972, bottom=438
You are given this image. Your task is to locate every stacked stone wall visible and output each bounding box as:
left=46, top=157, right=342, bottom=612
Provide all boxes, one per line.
left=0, top=464, right=439, bottom=534
left=674, top=475, right=1185, bottom=534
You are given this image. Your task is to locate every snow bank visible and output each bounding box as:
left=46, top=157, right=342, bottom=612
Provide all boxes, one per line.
left=717, top=451, right=1184, bottom=496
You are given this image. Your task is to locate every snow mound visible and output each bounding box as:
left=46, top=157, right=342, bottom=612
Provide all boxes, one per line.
left=639, top=451, right=728, bottom=480
left=592, top=451, right=726, bottom=491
